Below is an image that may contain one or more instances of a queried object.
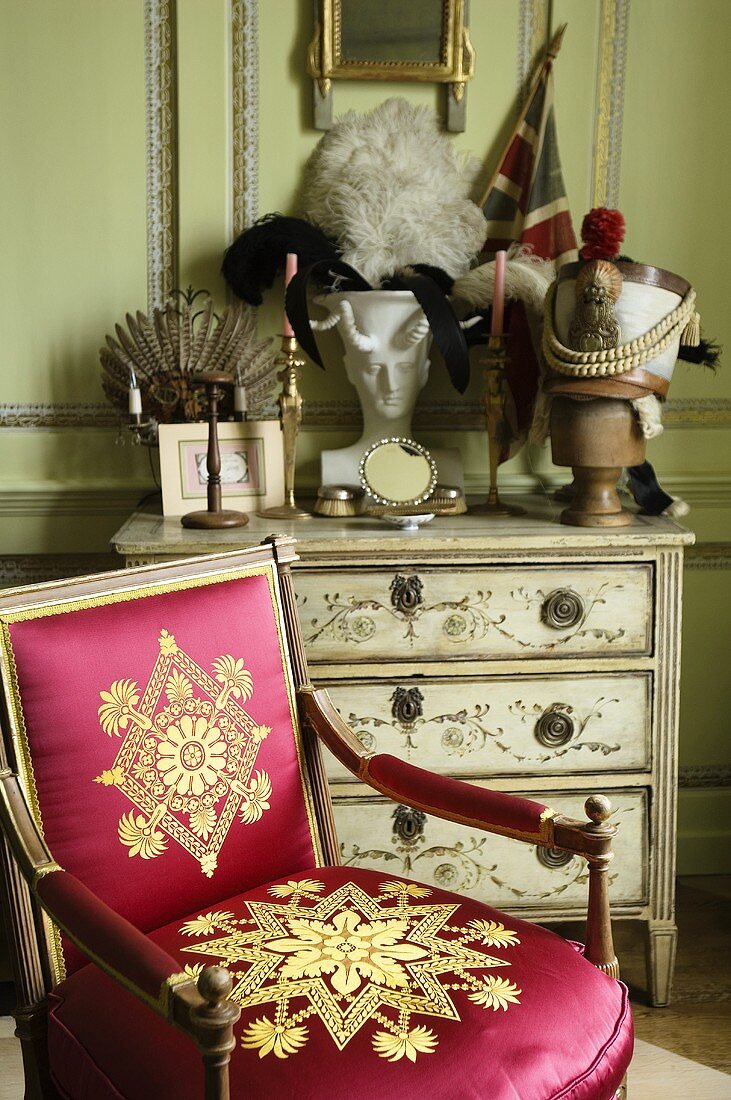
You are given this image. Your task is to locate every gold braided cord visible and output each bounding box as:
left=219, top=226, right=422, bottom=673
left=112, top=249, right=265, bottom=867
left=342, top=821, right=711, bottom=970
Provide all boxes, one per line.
left=542, top=281, right=696, bottom=377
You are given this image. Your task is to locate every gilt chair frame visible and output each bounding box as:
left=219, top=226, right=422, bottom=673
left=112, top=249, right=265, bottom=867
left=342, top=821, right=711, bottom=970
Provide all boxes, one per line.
left=0, top=538, right=620, bottom=1100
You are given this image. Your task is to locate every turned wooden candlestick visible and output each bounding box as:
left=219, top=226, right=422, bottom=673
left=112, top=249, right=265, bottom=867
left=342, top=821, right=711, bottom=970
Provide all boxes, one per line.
left=550, top=397, right=646, bottom=527
left=181, top=371, right=249, bottom=530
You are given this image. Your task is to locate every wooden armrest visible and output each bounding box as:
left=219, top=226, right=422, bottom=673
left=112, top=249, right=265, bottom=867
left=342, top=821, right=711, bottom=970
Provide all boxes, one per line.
left=0, top=769, right=239, bottom=1072
left=298, top=686, right=616, bottom=859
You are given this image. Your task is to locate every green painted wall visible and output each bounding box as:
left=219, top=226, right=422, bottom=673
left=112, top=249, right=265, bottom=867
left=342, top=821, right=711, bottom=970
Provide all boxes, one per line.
left=0, top=0, right=729, bottom=877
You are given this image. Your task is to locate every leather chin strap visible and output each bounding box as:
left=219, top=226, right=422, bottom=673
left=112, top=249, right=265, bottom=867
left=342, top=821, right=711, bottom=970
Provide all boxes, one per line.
left=543, top=366, right=670, bottom=401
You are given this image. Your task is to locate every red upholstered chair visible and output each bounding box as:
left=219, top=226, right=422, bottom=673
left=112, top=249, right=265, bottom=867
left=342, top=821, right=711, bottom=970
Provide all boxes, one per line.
left=0, top=540, right=632, bottom=1099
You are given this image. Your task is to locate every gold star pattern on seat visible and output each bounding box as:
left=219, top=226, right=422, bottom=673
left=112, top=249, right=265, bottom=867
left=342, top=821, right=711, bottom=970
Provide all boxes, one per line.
left=179, top=878, right=522, bottom=1062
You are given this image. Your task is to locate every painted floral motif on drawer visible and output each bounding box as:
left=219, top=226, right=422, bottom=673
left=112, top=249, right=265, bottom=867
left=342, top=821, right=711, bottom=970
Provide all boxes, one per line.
left=323, top=675, right=651, bottom=779
left=332, top=791, right=647, bottom=911
left=297, top=565, right=652, bottom=661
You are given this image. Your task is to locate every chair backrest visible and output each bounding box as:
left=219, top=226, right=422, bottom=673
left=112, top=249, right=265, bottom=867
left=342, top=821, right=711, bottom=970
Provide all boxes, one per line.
left=0, top=541, right=328, bottom=984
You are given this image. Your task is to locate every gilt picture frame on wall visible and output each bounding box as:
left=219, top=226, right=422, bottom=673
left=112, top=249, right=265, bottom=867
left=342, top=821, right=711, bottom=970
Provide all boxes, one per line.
left=159, top=421, right=284, bottom=516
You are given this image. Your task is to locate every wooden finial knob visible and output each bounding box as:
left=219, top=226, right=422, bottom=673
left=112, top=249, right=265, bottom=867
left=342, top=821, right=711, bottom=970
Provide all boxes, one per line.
left=585, top=794, right=612, bottom=824
left=197, top=965, right=233, bottom=1005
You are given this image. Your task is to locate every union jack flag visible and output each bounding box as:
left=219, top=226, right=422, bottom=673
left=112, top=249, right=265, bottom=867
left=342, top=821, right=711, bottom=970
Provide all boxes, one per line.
left=477, top=26, right=577, bottom=452
left=479, top=25, right=577, bottom=267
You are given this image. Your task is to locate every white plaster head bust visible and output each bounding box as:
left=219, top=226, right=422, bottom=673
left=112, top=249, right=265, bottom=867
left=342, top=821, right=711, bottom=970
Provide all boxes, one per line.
left=314, top=289, right=463, bottom=489
left=314, top=290, right=430, bottom=438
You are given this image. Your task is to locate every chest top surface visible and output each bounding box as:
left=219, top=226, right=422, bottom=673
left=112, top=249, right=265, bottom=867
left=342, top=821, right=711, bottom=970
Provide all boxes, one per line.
left=112, top=496, right=693, bottom=563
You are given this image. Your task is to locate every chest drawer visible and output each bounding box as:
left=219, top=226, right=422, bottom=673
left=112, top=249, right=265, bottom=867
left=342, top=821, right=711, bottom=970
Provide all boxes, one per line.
left=322, top=672, right=651, bottom=780
left=297, top=563, right=653, bottom=663
left=332, top=787, right=647, bottom=913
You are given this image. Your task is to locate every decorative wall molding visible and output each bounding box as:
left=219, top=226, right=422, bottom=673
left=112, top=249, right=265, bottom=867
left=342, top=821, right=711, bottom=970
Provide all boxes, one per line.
left=301, top=397, right=731, bottom=432
left=517, top=0, right=549, bottom=104
left=592, top=0, right=630, bottom=207
left=0, top=555, right=120, bottom=589
left=663, top=399, right=731, bottom=429
left=144, top=0, right=179, bottom=309
left=685, top=543, right=731, bottom=570
left=517, top=0, right=630, bottom=209
left=231, top=0, right=260, bottom=237
left=0, top=404, right=119, bottom=430
left=678, top=765, right=731, bottom=789
left=2, top=396, right=730, bottom=434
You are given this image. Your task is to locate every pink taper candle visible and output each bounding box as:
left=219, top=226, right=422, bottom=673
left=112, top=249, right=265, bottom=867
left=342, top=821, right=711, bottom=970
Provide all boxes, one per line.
left=491, top=250, right=506, bottom=337
left=283, top=252, right=298, bottom=337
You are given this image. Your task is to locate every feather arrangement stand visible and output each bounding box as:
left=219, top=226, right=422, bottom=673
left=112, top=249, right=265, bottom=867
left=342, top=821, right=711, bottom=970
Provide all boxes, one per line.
left=100, top=287, right=278, bottom=427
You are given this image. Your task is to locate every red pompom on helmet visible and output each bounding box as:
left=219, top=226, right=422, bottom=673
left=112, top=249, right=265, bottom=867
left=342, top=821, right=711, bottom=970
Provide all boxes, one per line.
left=580, top=207, right=626, bottom=261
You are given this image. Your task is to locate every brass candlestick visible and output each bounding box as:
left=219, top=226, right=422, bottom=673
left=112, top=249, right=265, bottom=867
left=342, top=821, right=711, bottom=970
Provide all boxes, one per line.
left=258, top=335, right=312, bottom=519
left=470, top=334, right=525, bottom=516
left=181, top=371, right=249, bottom=529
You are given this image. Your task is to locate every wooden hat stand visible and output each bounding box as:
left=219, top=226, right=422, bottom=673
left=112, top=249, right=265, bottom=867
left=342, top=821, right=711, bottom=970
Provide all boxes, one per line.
left=181, top=371, right=249, bottom=530
left=550, top=396, right=645, bottom=527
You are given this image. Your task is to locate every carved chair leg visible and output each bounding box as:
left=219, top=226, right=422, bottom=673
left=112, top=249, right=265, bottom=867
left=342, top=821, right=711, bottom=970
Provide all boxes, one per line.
left=13, top=1001, right=60, bottom=1099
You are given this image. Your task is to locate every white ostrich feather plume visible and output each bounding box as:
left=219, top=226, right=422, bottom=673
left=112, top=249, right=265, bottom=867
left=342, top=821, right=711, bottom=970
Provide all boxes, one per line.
left=453, top=245, right=556, bottom=318
left=301, top=98, right=486, bottom=286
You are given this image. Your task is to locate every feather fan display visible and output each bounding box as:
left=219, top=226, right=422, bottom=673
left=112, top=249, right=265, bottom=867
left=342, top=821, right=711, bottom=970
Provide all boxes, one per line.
left=100, top=290, right=277, bottom=422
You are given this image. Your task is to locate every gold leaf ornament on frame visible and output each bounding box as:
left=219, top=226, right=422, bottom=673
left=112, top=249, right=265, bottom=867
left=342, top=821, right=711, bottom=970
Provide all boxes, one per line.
left=94, top=630, right=274, bottom=876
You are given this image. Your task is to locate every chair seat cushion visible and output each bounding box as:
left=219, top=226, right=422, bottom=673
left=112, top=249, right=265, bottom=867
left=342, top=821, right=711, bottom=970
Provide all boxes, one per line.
left=47, top=866, right=632, bottom=1100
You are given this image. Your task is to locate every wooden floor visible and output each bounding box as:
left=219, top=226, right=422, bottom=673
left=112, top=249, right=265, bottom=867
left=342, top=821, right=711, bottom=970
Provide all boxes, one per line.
left=1, top=876, right=729, bottom=1097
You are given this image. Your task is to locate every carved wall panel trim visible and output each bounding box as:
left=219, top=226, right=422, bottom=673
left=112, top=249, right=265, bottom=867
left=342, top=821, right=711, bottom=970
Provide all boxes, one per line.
left=685, top=543, right=731, bottom=570
left=0, top=555, right=119, bottom=589
left=592, top=0, right=631, bottom=208
left=678, top=765, right=731, bottom=788
left=517, top=0, right=549, bottom=104
left=231, top=0, right=260, bottom=236
left=1, top=397, right=730, bottom=432
left=144, top=0, right=179, bottom=308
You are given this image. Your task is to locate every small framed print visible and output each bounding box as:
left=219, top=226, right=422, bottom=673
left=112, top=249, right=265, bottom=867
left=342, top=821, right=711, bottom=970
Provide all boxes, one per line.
left=159, top=421, right=284, bottom=516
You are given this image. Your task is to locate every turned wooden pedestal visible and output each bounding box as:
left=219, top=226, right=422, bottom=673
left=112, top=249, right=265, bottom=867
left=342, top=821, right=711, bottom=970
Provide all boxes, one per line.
left=550, top=397, right=646, bottom=528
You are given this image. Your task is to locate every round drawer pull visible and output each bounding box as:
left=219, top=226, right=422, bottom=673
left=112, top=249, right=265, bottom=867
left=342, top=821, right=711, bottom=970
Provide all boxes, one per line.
left=534, top=705, right=576, bottom=747
left=392, top=805, right=426, bottom=844
left=541, top=588, right=584, bottom=630
left=391, top=687, right=424, bottom=726
left=390, top=574, right=424, bottom=614
left=536, top=847, right=574, bottom=870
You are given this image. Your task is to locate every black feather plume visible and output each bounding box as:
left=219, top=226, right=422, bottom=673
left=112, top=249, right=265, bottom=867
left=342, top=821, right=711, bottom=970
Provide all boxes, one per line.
left=221, top=214, right=341, bottom=305
left=678, top=336, right=721, bottom=371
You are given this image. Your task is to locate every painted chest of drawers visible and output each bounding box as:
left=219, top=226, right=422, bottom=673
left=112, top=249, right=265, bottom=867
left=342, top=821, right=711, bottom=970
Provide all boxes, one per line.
left=113, top=499, right=693, bottom=1005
